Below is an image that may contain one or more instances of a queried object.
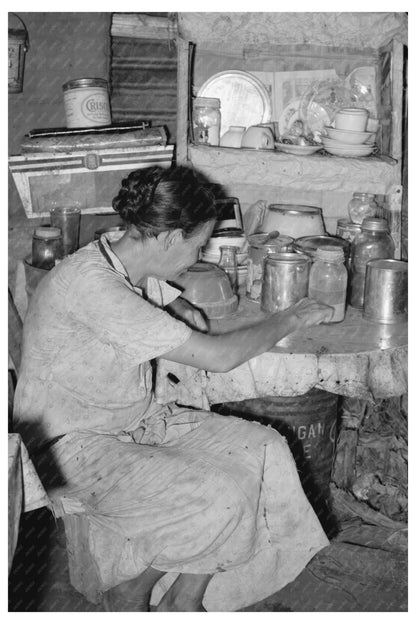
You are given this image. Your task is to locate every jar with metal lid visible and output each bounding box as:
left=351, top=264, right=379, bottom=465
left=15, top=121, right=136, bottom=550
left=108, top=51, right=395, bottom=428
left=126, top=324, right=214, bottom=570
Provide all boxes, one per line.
left=336, top=219, right=362, bottom=245
left=192, top=97, right=221, bottom=146
left=260, top=252, right=310, bottom=313
left=308, top=246, right=348, bottom=323
left=246, top=233, right=294, bottom=302
left=347, top=192, right=379, bottom=225
left=349, top=217, right=395, bottom=309
left=63, top=78, right=111, bottom=128
left=32, top=226, right=63, bottom=270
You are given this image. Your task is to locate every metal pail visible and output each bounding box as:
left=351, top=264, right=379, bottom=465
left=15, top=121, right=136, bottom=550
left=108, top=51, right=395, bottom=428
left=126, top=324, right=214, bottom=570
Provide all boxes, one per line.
left=363, top=259, right=408, bottom=324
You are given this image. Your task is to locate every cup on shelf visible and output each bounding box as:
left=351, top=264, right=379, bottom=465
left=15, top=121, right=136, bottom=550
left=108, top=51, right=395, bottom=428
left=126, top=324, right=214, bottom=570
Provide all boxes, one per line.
left=334, top=108, right=369, bottom=132
left=49, top=205, right=81, bottom=256
left=241, top=125, right=275, bottom=150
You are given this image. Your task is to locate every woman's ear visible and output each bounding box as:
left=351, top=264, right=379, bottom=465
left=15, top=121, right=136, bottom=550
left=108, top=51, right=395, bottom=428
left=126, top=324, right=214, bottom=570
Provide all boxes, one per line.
left=159, top=229, right=184, bottom=250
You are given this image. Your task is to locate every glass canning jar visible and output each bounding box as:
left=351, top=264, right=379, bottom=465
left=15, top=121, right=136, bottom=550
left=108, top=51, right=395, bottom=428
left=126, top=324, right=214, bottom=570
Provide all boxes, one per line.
left=32, top=226, right=63, bottom=270
left=218, top=245, right=238, bottom=293
left=348, top=192, right=379, bottom=225
left=192, top=97, right=221, bottom=146
left=308, top=246, right=348, bottom=323
left=349, top=217, right=395, bottom=309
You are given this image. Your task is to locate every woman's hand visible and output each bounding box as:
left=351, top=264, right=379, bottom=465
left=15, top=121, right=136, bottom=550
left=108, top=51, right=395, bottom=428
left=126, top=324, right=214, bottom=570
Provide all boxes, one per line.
left=287, top=297, right=335, bottom=328
left=166, top=297, right=209, bottom=332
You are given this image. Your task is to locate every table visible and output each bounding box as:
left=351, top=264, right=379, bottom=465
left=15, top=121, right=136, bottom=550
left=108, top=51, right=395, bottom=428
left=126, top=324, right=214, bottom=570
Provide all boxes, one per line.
left=8, top=433, right=51, bottom=573
left=155, top=297, right=408, bottom=492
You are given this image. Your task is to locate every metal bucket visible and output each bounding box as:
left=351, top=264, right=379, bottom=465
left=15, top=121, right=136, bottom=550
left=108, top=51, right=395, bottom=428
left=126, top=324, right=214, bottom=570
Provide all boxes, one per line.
left=260, top=252, right=310, bottom=313
left=212, top=388, right=339, bottom=534
left=363, top=259, right=408, bottom=324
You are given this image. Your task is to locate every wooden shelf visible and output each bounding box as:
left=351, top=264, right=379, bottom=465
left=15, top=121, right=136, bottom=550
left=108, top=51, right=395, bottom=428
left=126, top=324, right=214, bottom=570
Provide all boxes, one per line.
left=187, top=144, right=401, bottom=196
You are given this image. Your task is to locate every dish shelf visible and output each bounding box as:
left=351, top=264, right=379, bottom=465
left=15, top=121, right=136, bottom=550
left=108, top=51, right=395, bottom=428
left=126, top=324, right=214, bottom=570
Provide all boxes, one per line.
left=188, top=144, right=400, bottom=195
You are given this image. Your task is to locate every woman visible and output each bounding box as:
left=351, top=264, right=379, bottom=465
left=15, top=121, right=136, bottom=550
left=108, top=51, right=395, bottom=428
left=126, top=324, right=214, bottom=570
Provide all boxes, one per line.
left=14, top=165, right=334, bottom=612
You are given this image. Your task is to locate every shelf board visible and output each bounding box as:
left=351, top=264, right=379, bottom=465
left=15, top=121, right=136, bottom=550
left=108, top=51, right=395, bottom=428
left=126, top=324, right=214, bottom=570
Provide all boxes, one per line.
left=187, top=144, right=401, bottom=195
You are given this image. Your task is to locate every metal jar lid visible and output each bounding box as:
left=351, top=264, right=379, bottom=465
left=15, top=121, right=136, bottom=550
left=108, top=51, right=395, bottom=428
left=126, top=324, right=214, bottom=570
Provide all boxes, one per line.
left=63, top=78, right=108, bottom=91
left=268, top=204, right=322, bottom=216
left=336, top=218, right=362, bottom=232
left=361, top=217, right=389, bottom=232
left=315, top=245, right=345, bottom=263
left=193, top=97, right=221, bottom=108
left=293, top=235, right=350, bottom=259
left=34, top=226, right=62, bottom=239
left=248, top=232, right=294, bottom=251
left=266, top=252, right=310, bottom=264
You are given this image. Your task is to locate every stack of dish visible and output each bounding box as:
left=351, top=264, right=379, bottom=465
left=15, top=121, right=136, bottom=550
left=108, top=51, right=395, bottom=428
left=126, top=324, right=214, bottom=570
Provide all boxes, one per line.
left=322, top=126, right=376, bottom=157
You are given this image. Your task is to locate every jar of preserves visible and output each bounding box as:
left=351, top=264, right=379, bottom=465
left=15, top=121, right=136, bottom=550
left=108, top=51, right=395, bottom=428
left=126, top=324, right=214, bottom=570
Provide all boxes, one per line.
left=308, top=246, right=348, bottom=323
left=347, top=192, right=379, bottom=225
left=32, top=226, right=63, bottom=270
left=349, top=217, right=395, bottom=309
left=192, top=97, right=221, bottom=146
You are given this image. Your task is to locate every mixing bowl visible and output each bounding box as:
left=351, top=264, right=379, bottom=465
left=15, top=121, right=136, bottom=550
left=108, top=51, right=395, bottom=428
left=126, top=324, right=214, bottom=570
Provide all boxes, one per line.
left=173, top=262, right=238, bottom=319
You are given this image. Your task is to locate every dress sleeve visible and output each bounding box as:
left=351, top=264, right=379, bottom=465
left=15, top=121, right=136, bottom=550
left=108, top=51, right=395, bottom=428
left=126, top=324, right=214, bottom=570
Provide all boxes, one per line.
left=65, top=265, right=192, bottom=366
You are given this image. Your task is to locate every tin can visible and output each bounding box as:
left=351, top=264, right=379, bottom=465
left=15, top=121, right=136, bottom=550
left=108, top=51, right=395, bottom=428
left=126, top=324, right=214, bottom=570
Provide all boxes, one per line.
left=363, top=259, right=408, bottom=324
left=246, top=233, right=294, bottom=302
left=260, top=252, right=311, bottom=313
left=63, top=78, right=111, bottom=128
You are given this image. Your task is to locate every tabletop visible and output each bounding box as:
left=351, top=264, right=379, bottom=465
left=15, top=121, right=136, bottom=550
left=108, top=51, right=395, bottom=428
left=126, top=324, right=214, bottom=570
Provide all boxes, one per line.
left=155, top=297, right=408, bottom=408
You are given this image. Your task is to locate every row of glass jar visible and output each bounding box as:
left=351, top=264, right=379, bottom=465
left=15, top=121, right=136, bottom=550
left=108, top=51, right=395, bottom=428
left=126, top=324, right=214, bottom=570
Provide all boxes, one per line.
left=219, top=216, right=395, bottom=323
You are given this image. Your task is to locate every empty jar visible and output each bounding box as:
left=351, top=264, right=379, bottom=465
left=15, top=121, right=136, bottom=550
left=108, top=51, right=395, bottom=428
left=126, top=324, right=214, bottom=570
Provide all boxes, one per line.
left=308, top=246, right=348, bottom=323
left=349, top=217, right=395, bottom=309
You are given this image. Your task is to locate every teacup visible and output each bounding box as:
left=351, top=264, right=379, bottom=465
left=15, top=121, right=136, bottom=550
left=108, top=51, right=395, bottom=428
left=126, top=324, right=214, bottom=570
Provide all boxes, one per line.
left=241, top=125, right=275, bottom=150
left=334, top=108, right=369, bottom=132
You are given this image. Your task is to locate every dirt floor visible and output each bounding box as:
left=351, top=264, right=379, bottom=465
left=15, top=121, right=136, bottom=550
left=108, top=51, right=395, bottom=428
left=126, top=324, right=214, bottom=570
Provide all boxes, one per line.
left=9, top=505, right=407, bottom=613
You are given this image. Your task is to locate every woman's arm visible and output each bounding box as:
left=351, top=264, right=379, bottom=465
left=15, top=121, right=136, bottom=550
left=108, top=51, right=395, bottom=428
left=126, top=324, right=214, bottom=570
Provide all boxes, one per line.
left=161, top=297, right=334, bottom=373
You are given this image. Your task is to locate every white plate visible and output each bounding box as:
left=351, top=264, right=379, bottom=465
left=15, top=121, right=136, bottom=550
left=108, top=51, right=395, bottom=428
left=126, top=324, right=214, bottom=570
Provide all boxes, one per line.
left=198, top=70, right=272, bottom=136
left=278, top=99, right=331, bottom=136
left=275, top=142, right=322, bottom=156
left=323, top=144, right=375, bottom=157
left=322, top=136, right=375, bottom=150
left=324, top=126, right=375, bottom=145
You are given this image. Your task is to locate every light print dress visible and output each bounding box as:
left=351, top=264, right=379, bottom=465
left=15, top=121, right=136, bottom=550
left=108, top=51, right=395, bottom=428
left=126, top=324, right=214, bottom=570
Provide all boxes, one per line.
left=13, top=235, right=329, bottom=611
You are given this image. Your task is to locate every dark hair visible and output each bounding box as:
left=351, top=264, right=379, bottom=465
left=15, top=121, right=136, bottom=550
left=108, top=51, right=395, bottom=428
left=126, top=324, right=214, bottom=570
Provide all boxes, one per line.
left=112, top=165, right=216, bottom=238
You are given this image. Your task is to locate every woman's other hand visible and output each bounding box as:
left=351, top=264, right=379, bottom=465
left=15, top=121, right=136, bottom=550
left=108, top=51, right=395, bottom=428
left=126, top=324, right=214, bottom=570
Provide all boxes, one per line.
left=166, top=297, right=209, bottom=332
left=287, top=297, right=334, bottom=328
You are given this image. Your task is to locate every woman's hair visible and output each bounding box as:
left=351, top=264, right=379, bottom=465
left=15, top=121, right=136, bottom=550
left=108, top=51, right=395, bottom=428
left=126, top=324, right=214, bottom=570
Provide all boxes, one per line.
left=112, top=165, right=217, bottom=238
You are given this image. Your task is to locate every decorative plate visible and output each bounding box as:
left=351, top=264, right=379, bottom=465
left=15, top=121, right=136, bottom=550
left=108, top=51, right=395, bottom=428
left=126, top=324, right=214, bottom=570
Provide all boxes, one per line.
left=198, top=70, right=272, bottom=136
left=278, top=98, right=331, bottom=136
left=275, top=142, right=323, bottom=156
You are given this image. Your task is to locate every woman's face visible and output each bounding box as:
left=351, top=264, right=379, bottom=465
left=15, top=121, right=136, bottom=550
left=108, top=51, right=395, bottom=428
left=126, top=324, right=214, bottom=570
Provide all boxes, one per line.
left=158, top=220, right=216, bottom=279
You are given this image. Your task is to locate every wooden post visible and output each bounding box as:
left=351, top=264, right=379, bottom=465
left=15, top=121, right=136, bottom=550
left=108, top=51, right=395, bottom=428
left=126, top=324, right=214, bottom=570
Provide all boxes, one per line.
left=176, top=37, right=189, bottom=165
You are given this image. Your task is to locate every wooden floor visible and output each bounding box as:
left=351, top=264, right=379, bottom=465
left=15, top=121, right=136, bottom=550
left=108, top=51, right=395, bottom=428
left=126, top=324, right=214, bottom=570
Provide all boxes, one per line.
left=9, top=506, right=407, bottom=613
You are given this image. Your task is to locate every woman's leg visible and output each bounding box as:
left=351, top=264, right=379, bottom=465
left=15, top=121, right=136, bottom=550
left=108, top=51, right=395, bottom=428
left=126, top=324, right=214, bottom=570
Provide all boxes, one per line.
left=103, top=566, right=166, bottom=611
left=155, top=573, right=212, bottom=612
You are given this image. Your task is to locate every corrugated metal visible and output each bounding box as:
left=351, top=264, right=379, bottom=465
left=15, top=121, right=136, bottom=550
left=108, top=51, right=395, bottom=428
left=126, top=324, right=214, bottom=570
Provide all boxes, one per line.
left=110, top=36, right=177, bottom=142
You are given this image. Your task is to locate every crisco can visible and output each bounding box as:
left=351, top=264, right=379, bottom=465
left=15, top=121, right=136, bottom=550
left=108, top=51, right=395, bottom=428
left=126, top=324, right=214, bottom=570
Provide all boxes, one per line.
left=63, top=78, right=111, bottom=128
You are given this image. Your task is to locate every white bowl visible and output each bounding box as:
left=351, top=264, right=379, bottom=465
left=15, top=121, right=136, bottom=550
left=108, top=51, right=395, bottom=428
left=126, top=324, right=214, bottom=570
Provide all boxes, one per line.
left=324, top=126, right=375, bottom=145
left=322, top=137, right=375, bottom=150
